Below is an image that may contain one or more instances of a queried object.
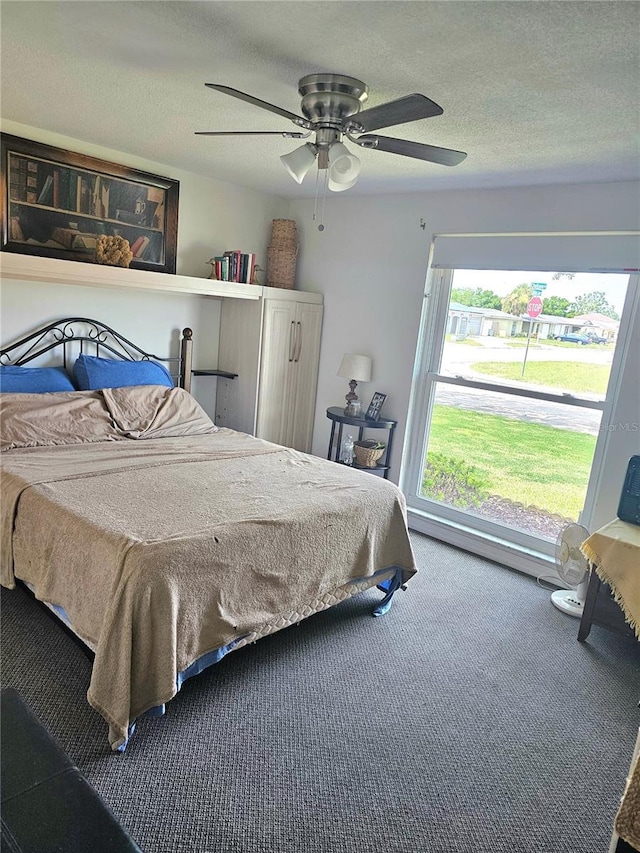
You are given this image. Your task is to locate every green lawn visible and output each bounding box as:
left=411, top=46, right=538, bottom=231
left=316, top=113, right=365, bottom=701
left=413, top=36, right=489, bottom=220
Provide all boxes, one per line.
left=425, top=405, right=596, bottom=518
left=470, top=360, right=609, bottom=394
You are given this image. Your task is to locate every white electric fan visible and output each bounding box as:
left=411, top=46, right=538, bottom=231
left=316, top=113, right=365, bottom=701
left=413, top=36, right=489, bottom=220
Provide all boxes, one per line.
left=551, top=523, right=591, bottom=618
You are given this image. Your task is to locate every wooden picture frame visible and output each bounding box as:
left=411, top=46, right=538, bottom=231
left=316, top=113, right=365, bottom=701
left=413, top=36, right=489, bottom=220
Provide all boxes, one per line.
left=365, top=391, right=387, bottom=422
left=1, top=134, right=179, bottom=274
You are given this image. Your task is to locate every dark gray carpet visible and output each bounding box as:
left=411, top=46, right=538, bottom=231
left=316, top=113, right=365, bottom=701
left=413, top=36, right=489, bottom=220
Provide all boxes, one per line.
left=1, top=531, right=638, bottom=853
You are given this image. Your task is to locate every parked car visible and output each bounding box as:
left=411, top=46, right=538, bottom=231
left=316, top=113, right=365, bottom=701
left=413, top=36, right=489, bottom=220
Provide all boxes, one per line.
left=554, top=333, right=591, bottom=345
left=586, top=333, right=609, bottom=344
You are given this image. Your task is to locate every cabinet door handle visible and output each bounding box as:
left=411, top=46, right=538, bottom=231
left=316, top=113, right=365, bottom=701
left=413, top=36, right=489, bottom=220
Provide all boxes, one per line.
left=288, top=321, right=295, bottom=361
left=294, top=322, right=302, bottom=362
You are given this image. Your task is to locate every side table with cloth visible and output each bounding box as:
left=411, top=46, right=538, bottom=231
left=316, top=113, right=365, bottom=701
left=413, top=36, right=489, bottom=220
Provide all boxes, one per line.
left=579, top=519, right=639, bottom=853
left=579, top=518, right=640, bottom=642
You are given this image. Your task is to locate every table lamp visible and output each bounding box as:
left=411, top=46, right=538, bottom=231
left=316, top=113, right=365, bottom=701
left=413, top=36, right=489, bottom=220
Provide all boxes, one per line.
left=337, top=353, right=372, bottom=415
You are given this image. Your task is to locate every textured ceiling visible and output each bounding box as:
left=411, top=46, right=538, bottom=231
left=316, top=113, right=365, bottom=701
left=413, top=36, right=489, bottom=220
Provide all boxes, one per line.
left=1, top=1, right=639, bottom=198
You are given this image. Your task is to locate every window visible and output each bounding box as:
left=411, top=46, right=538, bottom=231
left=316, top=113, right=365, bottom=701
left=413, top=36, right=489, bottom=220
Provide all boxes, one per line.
left=402, top=233, right=638, bottom=576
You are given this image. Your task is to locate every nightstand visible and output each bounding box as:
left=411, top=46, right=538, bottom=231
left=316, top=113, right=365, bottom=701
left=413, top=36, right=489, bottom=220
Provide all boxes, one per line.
left=326, top=406, right=397, bottom=479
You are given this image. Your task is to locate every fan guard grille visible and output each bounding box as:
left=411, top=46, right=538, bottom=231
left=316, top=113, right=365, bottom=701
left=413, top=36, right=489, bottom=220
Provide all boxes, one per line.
left=555, top=523, right=590, bottom=586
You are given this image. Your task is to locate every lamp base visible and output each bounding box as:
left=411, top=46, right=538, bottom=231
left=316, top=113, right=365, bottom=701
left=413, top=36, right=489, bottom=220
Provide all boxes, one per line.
left=344, top=379, right=358, bottom=411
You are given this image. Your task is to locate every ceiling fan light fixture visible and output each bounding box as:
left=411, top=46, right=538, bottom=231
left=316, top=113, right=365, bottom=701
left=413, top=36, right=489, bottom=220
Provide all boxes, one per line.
left=328, top=174, right=359, bottom=193
left=328, top=141, right=361, bottom=186
left=280, top=142, right=318, bottom=184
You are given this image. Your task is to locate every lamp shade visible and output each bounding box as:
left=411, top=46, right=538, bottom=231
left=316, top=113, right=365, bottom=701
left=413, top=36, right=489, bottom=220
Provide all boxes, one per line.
left=280, top=143, right=318, bottom=184
left=337, top=353, right=372, bottom=383
left=328, top=174, right=359, bottom=193
left=328, top=142, right=361, bottom=186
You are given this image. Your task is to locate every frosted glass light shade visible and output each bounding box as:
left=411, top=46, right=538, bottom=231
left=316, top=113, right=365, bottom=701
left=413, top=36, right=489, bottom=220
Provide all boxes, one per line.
left=328, top=174, right=359, bottom=192
left=337, top=353, right=372, bottom=383
left=280, top=143, right=318, bottom=184
left=328, top=142, right=361, bottom=186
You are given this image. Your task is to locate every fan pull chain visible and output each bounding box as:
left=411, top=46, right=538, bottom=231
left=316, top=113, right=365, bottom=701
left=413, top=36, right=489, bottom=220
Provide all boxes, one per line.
left=311, top=166, right=328, bottom=232
left=312, top=167, right=321, bottom=224
left=318, top=167, right=328, bottom=232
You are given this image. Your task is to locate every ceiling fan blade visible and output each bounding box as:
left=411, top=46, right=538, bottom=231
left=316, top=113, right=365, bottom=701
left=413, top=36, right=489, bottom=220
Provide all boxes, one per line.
left=195, top=131, right=309, bottom=138
left=355, top=134, right=467, bottom=166
left=348, top=94, right=443, bottom=134
left=205, top=84, right=307, bottom=125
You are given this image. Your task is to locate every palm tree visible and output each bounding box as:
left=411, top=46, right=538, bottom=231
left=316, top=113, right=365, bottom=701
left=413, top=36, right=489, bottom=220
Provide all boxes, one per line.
left=501, top=283, right=533, bottom=317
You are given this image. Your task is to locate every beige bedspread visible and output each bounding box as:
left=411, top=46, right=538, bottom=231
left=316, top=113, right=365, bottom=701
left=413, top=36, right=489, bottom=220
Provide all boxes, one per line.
left=1, top=422, right=416, bottom=749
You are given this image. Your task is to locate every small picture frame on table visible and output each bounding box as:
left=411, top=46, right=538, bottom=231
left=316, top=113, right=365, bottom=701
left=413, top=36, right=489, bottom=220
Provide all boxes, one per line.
left=365, top=392, right=387, bottom=422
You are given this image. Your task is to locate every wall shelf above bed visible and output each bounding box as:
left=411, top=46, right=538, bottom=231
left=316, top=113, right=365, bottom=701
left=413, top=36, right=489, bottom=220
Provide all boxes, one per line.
left=0, top=253, right=263, bottom=301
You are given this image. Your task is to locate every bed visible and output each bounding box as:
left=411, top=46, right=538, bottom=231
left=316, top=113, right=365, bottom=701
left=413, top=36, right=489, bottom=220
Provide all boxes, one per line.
left=0, top=318, right=417, bottom=751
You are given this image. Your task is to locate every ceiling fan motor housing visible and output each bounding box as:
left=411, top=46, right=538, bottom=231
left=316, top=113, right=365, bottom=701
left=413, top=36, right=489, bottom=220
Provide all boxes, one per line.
left=298, top=74, right=368, bottom=126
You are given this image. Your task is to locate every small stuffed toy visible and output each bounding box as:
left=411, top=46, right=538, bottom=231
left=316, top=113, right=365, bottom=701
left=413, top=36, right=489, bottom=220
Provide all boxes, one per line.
left=95, top=234, right=133, bottom=267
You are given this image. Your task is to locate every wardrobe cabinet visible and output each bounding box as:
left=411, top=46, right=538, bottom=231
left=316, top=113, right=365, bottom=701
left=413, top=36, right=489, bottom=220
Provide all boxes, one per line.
left=215, top=289, right=323, bottom=453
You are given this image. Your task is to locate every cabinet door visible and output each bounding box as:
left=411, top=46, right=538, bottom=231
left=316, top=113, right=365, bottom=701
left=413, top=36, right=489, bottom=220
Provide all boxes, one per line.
left=256, top=300, right=297, bottom=445
left=288, top=302, right=323, bottom=453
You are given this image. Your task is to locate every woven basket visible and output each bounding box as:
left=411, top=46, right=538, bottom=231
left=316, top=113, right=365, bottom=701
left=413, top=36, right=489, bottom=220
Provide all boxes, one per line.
left=270, top=219, right=298, bottom=247
left=267, top=245, right=298, bottom=289
left=354, top=440, right=385, bottom=468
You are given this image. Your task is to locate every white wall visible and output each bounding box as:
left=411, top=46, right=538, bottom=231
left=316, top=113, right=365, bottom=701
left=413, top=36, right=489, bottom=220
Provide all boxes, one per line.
left=0, top=278, right=224, bottom=413
left=1, top=120, right=289, bottom=416
left=2, top=118, right=637, bottom=527
left=288, top=180, right=640, bottom=524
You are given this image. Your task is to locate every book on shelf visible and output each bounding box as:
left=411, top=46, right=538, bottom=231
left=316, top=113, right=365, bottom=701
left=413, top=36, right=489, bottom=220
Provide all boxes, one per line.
left=50, top=226, right=96, bottom=251
left=211, top=251, right=256, bottom=283
left=36, top=174, right=54, bottom=205
left=68, top=172, right=79, bottom=212
left=76, top=175, right=86, bottom=212
left=72, top=233, right=97, bottom=250
left=147, top=187, right=164, bottom=229
left=51, top=226, right=80, bottom=249
left=8, top=156, right=39, bottom=203
left=26, top=165, right=38, bottom=203
left=79, top=177, right=94, bottom=215
left=52, top=169, right=60, bottom=208
left=222, top=250, right=238, bottom=282
left=59, top=168, right=71, bottom=211
left=130, top=235, right=144, bottom=256
left=130, top=235, right=150, bottom=257
left=115, top=208, right=143, bottom=226
left=92, top=176, right=101, bottom=217
left=9, top=155, right=27, bottom=202
left=91, top=175, right=110, bottom=218
left=247, top=252, right=256, bottom=284
left=9, top=216, right=25, bottom=241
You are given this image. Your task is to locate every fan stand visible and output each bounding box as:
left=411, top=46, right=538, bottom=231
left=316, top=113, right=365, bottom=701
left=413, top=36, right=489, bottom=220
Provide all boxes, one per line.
left=551, top=575, right=589, bottom=618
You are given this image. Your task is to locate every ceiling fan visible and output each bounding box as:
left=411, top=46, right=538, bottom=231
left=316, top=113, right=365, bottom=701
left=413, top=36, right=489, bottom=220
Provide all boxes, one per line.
left=196, top=73, right=467, bottom=193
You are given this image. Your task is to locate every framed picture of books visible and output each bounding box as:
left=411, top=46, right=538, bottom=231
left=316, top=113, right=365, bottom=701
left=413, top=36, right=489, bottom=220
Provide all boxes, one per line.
left=1, top=134, right=179, bottom=273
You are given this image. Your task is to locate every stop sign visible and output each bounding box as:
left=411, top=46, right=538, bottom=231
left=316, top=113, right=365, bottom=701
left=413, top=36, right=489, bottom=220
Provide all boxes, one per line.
left=527, top=296, right=543, bottom=318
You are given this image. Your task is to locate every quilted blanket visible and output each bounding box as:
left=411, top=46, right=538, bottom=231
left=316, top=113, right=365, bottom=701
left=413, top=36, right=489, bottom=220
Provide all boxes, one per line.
left=1, top=392, right=416, bottom=749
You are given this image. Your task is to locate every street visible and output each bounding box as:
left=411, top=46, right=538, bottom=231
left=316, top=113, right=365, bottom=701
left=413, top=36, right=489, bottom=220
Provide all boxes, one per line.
left=435, top=338, right=613, bottom=436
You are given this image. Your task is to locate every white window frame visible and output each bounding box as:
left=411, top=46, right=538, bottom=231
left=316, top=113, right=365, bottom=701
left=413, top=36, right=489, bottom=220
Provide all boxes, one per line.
left=400, top=241, right=638, bottom=580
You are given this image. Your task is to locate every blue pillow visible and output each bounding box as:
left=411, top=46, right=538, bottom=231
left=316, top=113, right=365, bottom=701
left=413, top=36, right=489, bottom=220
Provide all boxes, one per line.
left=73, top=354, right=174, bottom=390
left=0, top=365, right=76, bottom=393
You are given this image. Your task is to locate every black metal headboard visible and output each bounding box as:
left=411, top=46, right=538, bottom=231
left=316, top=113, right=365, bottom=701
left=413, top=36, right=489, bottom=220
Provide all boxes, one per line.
left=0, top=318, right=193, bottom=392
